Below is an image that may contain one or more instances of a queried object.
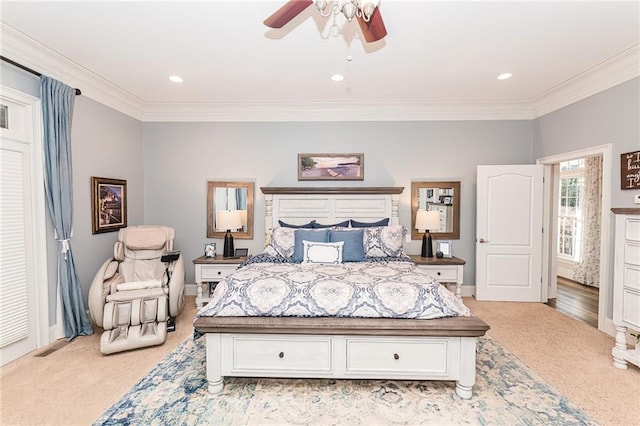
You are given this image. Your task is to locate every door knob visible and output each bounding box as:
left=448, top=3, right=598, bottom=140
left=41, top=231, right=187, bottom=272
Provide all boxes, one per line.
left=478, top=238, right=489, bottom=243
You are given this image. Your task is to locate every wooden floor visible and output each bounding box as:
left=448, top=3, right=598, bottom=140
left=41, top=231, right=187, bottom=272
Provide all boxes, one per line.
left=546, top=277, right=599, bottom=328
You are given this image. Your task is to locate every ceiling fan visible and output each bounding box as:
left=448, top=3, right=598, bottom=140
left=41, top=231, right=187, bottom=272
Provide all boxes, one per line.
left=263, top=0, right=388, bottom=43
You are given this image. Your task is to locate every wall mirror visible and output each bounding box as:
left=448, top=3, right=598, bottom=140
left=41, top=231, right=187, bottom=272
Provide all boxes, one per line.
left=207, top=181, right=254, bottom=239
left=411, top=181, right=460, bottom=240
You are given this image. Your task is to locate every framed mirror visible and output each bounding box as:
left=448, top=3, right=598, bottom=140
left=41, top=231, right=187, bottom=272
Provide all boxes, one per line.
left=206, top=181, right=254, bottom=239
left=411, top=181, right=460, bottom=240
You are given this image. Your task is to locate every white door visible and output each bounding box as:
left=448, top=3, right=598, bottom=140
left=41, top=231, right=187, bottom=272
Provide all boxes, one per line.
left=0, top=86, right=47, bottom=366
left=476, top=165, right=544, bottom=301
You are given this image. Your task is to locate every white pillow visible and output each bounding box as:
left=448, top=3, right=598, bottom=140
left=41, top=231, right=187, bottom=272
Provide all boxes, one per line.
left=303, top=240, right=344, bottom=264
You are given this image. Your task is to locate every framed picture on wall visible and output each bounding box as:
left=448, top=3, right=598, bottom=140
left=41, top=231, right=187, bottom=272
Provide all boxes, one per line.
left=91, top=176, right=127, bottom=234
left=298, top=153, right=364, bottom=181
left=621, top=150, right=640, bottom=190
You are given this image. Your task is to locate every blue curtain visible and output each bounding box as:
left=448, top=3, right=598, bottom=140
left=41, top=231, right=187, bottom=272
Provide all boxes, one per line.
left=41, top=76, right=93, bottom=339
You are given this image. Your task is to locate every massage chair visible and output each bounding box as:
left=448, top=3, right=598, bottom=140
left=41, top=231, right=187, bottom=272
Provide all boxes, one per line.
left=88, top=225, right=185, bottom=354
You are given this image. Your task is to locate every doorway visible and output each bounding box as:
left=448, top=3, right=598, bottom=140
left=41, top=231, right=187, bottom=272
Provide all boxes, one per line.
left=0, top=85, right=49, bottom=366
left=538, top=144, right=612, bottom=333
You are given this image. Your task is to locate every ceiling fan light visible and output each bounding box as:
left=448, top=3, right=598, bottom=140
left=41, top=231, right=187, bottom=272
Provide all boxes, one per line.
left=361, top=1, right=376, bottom=19
left=315, top=0, right=328, bottom=12
left=342, top=1, right=357, bottom=21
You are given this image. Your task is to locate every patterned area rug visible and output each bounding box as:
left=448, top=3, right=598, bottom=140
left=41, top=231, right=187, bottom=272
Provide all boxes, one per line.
left=94, top=335, right=596, bottom=425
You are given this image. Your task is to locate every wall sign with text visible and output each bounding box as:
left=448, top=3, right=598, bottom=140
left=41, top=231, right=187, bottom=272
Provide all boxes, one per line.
left=621, top=150, right=640, bottom=190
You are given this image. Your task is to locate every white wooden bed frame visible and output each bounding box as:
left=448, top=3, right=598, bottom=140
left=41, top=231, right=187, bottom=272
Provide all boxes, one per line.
left=193, top=187, right=489, bottom=399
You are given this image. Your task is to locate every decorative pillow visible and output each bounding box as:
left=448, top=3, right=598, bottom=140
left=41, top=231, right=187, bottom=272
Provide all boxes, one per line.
left=303, top=240, right=344, bottom=264
left=278, top=220, right=316, bottom=228
left=350, top=218, right=390, bottom=228
left=263, top=227, right=296, bottom=258
left=363, top=225, right=406, bottom=257
left=293, top=229, right=330, bottom=262
left=312, top=220, right=350, bottom=229
left=329, top=229, right=365, bottom=262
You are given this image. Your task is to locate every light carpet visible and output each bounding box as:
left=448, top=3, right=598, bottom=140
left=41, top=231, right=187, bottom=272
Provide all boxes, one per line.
left=94, top=335, right=596, bottom=425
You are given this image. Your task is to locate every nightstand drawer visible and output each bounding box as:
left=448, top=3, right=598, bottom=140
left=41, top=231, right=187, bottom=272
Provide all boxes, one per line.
left=200, top=265, right=237, bottom=280
left=417, top=266, right=459, bottom=282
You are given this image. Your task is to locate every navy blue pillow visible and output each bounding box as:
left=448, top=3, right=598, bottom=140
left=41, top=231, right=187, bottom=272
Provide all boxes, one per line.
left=293, top=229, right=329, bottom=261
left=329, top=229, right=365, bottom=262
left=312, top=220, right=350, bottom=228
left=350, top=218, right=390, bottom=228
left=278, top=220, right=316, bottom=228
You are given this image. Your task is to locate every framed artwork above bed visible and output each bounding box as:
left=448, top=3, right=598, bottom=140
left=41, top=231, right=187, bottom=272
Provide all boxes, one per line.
left=298, top=153, right=364, bottom=181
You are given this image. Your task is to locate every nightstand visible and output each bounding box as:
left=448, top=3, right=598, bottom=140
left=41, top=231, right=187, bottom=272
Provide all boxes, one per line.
left=408, top=254, right=465, bottom=298
left=193, top=255, right=247, bottom=308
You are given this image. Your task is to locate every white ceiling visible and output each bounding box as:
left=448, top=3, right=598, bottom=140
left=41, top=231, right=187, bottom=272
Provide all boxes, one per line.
left=1, top=0, right=639, bottom=121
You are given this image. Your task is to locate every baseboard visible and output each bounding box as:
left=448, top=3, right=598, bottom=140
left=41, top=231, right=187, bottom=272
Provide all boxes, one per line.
left=603, top=317, right=617, bottom=338
left=444, top=283, right=475, bottom=298
left=185, top=283, right=197, bottom=297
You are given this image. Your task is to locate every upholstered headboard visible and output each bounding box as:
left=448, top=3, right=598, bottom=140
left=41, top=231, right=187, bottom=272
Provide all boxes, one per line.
left=261, top=187, right=404, bottom=229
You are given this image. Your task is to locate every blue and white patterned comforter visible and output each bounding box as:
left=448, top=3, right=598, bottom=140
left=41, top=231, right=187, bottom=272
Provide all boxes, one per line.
left=195, top=260, right=471, bottom=320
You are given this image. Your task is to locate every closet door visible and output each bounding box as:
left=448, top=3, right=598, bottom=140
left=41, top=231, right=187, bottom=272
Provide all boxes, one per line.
left=0, top=86, right=47, bottom=366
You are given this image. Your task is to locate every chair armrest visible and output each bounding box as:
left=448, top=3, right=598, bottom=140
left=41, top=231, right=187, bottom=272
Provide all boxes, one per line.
left=88, top=259, right=121, bottom=328
left=168, top=255, right=186, bottom=316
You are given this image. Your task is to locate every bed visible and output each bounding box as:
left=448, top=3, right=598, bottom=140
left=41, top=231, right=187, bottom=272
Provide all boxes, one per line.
left=193, top=187, right=489, bottom=399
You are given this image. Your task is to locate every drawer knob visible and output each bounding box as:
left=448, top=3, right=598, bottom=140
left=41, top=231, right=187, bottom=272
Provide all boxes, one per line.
left=217, top=271, right=222, bottom=275
left=279, top=352, right=284, bottom=359
left=393, top=353, right=399, bottom=360
left=437, top=272, right=441, bottom=276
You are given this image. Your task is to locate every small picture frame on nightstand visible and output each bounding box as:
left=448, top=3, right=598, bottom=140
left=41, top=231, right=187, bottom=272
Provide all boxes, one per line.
left=204, top=242, right=216, bottom=258
left=235, top=248, right=248, bottom=257
left=437, top=240, right=452, bottom=257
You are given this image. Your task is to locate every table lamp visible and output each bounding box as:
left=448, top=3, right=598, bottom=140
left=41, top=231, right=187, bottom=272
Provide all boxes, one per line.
left=217, top=210, right=243, bottom=258
left=415, top=210, right=441, bottom=257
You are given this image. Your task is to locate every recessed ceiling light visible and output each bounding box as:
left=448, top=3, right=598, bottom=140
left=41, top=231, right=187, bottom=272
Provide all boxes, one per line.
left=497, top=73, right=513, bottom=80
left=169, top=75, right=184, bottom=83
left=331, top=74, right=344, bottom=82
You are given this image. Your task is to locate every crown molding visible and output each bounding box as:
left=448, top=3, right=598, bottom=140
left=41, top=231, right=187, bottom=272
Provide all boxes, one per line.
left=0, top=22, right=145, bottom=120
left=141, top=100, right=535, bottom=122
left=2, top=22, right=636, bottom=123
left=532, top=44, right=640, bottom=118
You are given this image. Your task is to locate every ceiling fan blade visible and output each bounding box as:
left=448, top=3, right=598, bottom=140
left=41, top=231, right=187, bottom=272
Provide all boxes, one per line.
left=264, top=0, right=314, bottom=28
left=357, top=8, right=387, bottom=43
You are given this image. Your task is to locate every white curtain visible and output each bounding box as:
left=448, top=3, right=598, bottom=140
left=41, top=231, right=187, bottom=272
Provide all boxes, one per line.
left=573, top=155, right=602, bottom=288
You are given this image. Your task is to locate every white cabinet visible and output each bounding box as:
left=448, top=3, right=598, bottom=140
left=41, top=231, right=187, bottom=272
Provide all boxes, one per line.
left=611, top=208, right=640, bottom=369
left=193, top=256, right=246, bottom=308
left=408, top=255, right=465, bottom=298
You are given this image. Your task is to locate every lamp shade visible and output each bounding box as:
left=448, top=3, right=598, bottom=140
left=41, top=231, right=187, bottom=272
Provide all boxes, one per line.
left=216, top=210, right=243, bottom=231
left=415, top=210, right=440, bottom=231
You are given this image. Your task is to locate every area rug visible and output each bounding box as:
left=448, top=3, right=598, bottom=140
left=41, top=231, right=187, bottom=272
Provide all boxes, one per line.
left=94, top=336, right=596, bottom=425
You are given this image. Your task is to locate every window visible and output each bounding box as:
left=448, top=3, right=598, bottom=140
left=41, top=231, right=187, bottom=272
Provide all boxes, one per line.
left=558, top=159, right=584, bottom=261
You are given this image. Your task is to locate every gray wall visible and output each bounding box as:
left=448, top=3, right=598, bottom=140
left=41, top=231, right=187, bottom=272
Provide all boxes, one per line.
left=143, top=121, right=534, bottom=285
left=533, top=77, right=640, bottom=319
left=4, top=57, right=636, bottom=329
left=534, top=77, right=639, bottom=208
left=1, top=64, right=144, bottom=325
left=70, top=96, right=144, bottom=318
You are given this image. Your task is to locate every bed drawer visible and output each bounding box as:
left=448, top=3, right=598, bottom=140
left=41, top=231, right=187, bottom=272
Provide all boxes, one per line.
left=231, top=335, right=332, bottom=372
left=345, top=337, right=457, bottom=375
